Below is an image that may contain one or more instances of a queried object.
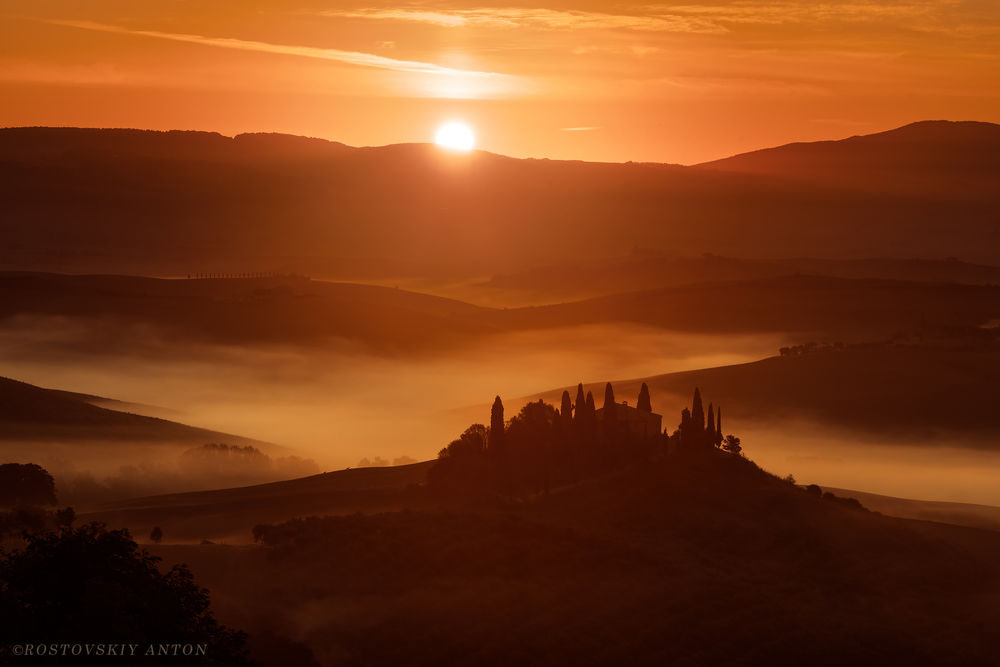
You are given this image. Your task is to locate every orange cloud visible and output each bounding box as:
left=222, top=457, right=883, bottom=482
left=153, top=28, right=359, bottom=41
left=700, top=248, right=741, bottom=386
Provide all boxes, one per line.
left=47, top=19, right=510, bottom=79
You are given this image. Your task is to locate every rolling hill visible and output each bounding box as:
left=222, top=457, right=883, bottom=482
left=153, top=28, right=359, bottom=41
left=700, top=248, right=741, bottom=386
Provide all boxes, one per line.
left=481, top=255, right=1000, bottom=304
left=2, top=271, right=999, bottom=355
left=82, top=461, right=434, bottom=543
left=2, top=122, right=999, bottom=280
left=529, top=338, right=1000, bottom=440
left=0, top=374, right=272, bottom=449
left=145, top=449, right=1000, bottom=666
left=697, top=120, right=1000, bottom=197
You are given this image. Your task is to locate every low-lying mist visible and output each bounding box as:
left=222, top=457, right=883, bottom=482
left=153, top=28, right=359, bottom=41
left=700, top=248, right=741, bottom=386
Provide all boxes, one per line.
left=3, top=315, right=999, bottom=508
left=739, top=422, right=1000, bottom=507
left=0, top=319, right=783, bottom=466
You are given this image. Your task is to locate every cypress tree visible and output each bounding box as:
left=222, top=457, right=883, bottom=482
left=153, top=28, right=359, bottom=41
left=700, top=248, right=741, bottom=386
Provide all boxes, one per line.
left=602, top=382, right=617, bottom=425
left=574, top=383, right=587, bottom=422
left=560, top=390, right=573, bottom=427
left=716, top=406, right=723, bottom=445
left=490, top=396, right=505, bottom=450
left=691, top=387, right=705, bottom=434
left=679, top=408, right=692, bottom=446
left=706, top=402, right=716, bottom=441
left=585, top=391, right=596, bottom=418
left=637, top=382, right=652, bottom=412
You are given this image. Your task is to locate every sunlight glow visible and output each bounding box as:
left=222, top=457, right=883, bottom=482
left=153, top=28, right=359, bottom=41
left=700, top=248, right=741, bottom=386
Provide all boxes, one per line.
left=434, top=122, right=476, bottom=151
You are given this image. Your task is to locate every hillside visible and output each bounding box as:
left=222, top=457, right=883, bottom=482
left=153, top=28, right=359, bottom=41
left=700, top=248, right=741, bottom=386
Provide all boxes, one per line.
left=0, top=271, right=490, bottom=353
left=505, top=275, right=1000, bottom=341
left=822, top=487, right=1000, bottom=533
left=149, top=449, right=1000, bottom=666
left=2, top=122, right=999, bottom=279
left=528, top=338, right=1000, bottom=440
left=83, top=462, right=434, bottom=543
left=697, top=120, right=1000, bottom=197
left=0, top=375, right=270, bottom=448
left=482, top=255, right=1000, bottom=304
left=2, top=272, right=998, bottom=355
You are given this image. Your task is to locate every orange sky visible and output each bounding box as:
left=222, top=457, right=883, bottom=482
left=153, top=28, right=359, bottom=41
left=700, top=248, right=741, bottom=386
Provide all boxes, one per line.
left=1, top=1, right=998, bottom=163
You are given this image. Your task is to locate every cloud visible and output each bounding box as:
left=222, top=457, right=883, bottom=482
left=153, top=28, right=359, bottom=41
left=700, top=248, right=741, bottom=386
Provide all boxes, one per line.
left=46, top=19, right=508, bottom=78
left=560, top=126, right=601, bottom=131
left=321, top=8, right=727, bottom=34
left=320, top=3, right=989, bottom=36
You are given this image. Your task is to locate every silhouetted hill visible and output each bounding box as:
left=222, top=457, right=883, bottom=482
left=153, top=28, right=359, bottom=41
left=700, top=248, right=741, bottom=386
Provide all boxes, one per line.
left=2, top=272, right=998, bottom=354
left=483, top=255, right=1000, bottom=303
left=0, top=375, right=270, bottom=448
left=83, top=461, right=434, bottom=542
left=149, top=450, right=1000, bottom=666
left=532, top=340, right=1000, bottom=440
left=697, top=120, right=1000, bottom=197
left=507, top=275, right=1000, bottom=342
left=821, top=487, right=1000, bottom=533
left=0, top=271, right=489, bottom=353
left=3, top=122, right=999, bottom=278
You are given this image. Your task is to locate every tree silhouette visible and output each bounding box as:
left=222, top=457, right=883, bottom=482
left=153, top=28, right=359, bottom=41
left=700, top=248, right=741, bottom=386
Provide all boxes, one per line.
left=490, top=396, right=505, bottom=451
left=0, top=463, right=57, bottom=507
left=150, top=526, right=163, bottom=544
left=560, top=390, right=573, bottom=427
left=706, top=402, right=716, bottom=443
left=722, top=435, right=742, bottom=456
left=574, top=384, right=587, bottom=423
left=691, top=388, right=705, bottom=434
left=679, top=408, right=693, bottom=446
left=0, top=523, right=250, bottom=663
left=637, top=383, right=652, bottom=412
left=55, top=507, right=75, bottom=530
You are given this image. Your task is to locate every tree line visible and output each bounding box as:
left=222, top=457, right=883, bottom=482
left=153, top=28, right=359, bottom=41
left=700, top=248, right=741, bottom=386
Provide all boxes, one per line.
left=430, top=384, right=742, bottom=497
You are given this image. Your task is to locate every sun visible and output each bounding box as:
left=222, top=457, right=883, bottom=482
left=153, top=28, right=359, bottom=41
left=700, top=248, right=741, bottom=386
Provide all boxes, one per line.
left=434, top=122, right=475, bottom=152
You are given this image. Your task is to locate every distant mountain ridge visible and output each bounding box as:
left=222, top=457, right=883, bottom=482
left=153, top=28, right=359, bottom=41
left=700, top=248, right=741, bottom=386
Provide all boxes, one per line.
left=695, top=120, right=1000, bottom=196
left=2, top=121, right=999, bottom=276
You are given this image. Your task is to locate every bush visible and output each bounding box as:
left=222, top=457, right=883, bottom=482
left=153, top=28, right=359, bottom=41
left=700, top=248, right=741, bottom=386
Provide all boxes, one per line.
left=0, top=523, right=251, bottom=664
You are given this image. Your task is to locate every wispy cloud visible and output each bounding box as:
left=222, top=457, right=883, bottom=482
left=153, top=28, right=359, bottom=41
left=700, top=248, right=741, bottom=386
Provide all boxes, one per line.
left=322, top=8, right=727, bottom=34
left=321, top=3, right=981, bottom=35
left=560, top=126, right=601, bottom=131
left=46, top=19, right=507, bottom=78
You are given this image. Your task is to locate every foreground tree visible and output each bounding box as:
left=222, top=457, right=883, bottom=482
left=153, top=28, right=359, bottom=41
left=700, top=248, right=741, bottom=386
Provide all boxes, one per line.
left=0, top=463, right=57, bottom=508
left=722, top=435, right=743, bottom=457
left=0, top=523, right=251, bottom=664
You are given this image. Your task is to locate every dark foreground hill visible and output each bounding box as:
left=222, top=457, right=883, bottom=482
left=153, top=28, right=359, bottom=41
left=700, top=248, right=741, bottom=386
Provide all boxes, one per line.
left=150, top=449, right=1000, bottom=666
left=2, top=122, right=999, bottom=279
left=82, top=462, right=433, bottom=543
